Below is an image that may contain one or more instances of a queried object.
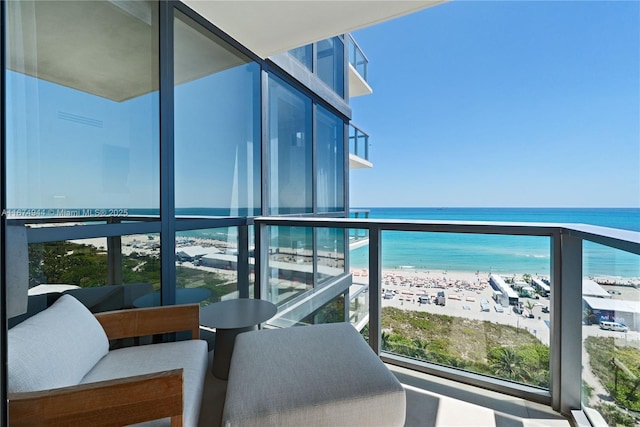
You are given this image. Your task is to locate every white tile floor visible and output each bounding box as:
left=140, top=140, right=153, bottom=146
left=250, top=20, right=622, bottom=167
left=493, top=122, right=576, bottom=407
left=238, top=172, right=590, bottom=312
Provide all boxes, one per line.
left=198, top=351, right=571, bottom=427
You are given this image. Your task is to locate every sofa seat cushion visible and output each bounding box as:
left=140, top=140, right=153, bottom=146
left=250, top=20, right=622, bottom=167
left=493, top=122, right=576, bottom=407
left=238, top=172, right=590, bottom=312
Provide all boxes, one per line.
left=8, top=294, right=109, bottom=393
left=222, top=322, right=406, bottom=427
left=81, top=339, right=208, bottom=427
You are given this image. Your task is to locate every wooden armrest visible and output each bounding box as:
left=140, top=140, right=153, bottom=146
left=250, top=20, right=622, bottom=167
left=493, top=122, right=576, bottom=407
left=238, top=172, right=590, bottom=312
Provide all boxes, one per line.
left=95, top=304, right=200, bottom=340
left=9, top=369, right=183, bottom=427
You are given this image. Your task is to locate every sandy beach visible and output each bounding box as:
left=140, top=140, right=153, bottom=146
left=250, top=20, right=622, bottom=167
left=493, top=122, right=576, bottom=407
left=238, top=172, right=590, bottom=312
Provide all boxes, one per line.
left=352, top=268, right=553, bottom=345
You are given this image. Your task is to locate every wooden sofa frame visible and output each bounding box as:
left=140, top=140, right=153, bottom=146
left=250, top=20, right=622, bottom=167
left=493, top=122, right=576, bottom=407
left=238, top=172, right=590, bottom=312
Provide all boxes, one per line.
left=9, top=303, right=201, bottom=427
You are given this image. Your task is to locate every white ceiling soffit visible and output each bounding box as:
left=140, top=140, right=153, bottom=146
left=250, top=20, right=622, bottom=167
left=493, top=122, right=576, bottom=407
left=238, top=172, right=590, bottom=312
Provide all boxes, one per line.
left=183, top=0, right=447, bottom=59
left=7, top=1, right=251, bottom=102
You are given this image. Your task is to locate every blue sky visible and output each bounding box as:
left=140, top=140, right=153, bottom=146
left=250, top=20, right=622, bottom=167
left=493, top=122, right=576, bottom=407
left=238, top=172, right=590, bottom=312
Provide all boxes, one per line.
left=349, top=0, right=639, bottom=208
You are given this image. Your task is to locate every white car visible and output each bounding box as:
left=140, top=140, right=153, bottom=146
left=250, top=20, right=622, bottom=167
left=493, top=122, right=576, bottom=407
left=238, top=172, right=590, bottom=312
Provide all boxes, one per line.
left=599, top=321, right=629, bottom=332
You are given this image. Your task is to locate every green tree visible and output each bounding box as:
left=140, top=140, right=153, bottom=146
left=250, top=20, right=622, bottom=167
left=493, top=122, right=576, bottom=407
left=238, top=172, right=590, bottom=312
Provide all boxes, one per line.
left=583, top=307, right=597, bottom=325
left=490, top=347, right=526, bottom=382
left=524, top=300, right=535, bottom=313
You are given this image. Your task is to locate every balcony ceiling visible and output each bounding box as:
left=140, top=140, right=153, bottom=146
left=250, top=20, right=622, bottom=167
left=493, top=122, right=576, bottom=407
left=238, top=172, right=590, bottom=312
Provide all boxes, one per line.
left=6, top=1, right=444, bottom=102
left=183, top=0, right=447, bottom=59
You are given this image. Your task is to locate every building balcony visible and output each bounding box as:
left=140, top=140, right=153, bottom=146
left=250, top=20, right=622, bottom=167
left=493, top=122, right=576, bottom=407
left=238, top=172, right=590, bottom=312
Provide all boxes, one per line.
left=8, top=215, right=639, bottom=426
left=253, top=216, right=640, bottom=427
left=348, top=35, right=373, bottom=98
left=349, top=123, right=373, bottom=168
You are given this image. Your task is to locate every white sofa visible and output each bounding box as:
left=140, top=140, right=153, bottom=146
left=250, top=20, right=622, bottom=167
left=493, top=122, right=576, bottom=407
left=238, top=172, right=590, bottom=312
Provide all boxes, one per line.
left=8, top=294, right=208, bottom=427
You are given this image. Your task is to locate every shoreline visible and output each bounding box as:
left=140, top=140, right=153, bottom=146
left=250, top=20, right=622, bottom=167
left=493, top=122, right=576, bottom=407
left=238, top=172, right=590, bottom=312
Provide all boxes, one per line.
left=65, top=235, right=640, bottom=286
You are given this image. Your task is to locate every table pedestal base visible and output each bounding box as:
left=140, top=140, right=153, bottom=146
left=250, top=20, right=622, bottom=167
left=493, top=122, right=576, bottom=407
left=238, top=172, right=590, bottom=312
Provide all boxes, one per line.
left=213, top=325, right=257, bottom=380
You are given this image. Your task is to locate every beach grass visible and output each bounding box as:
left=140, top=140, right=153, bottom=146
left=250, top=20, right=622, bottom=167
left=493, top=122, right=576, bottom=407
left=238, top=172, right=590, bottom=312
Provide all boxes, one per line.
left=367, top=306, right=550, bottom=387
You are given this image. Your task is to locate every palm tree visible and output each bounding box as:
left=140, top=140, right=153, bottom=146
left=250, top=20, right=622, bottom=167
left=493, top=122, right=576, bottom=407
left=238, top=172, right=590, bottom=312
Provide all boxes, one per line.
left=583, top=307, right=597, bottom=325
left=412, top=339, right=428, bottom=359
left=381, top=331, right=391, bottom=351
left=491, top=347, right=527, bottom=382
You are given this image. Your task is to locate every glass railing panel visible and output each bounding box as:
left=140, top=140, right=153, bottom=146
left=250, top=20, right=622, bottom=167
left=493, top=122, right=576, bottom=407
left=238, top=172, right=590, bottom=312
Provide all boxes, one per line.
left=299, top=294, right=346, bottom=326
left=24, top=234, right=161, bottom=313
left=378, top=231, right=552, bottom=389
left=581, top=244, right=639, bottom=427
left=266, top=226, right=314, bottom=306
left=349, top=213, right=370, bottom=245
left=349, top=284, right=369, bottom=329
left=348, top=35, right=368, bottom=81
left=317, top=228, right=346, bottom=284
left=349, top=124, right=369, bottom=161
left=175, top=227, right=240, bottom=306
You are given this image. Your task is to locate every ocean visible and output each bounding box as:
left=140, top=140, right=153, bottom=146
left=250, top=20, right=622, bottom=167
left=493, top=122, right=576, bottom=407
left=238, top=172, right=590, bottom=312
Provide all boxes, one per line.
left=348, top=208, right=640, bottom=279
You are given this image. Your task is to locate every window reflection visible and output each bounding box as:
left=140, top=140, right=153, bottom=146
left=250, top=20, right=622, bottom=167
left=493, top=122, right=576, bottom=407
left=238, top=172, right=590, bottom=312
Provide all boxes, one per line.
left=268, top=77, right=312, bottom=215
left=174, top=11, right=261, bottom=216
left=267, top=226, right=313, bottom=305
left=317, top=37, right=344, bottom=97
left=6, top=0, right=159, bottom=212
left=316, top=106, right=345, bottom=213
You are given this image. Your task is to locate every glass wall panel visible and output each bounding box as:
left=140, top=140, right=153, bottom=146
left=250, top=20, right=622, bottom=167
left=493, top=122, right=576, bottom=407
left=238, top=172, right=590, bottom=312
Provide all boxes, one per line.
left=289, top=44, right=312, bottom=70
left=174, top=11, right=261, bottom=216
left=317, top=37, right=344, bottom=98
left=176, top=227, right=239, bottom=305
left=317, top=227, right=345, bottom=284
left=316, top=106, right=344, bottom=213
left=266, top=226, right=313, bottom=305
left=6, top=1, right=159, bottom=214
left=268, top=77, right=312, bottom=215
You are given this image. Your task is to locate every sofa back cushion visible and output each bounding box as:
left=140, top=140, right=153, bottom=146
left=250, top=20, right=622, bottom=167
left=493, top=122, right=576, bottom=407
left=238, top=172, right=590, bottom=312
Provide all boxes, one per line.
left=8, top=294, right=109, bottom=393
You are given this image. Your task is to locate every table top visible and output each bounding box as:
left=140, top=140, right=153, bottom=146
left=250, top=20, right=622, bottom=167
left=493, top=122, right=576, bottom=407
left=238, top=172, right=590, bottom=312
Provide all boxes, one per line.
left=199, top=299, right=277, bottom=330
left=133, top=287, right=211, bottom=308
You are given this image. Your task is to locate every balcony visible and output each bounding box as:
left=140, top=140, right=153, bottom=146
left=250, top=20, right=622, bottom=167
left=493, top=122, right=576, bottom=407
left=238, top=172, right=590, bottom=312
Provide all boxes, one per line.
left=348, top=35, right=373, bottom=98
left=254, top=216, right=640, bottom=426
left=349, top=123, right=373, bottom=168
left=7, top=215, right=639, bottom=426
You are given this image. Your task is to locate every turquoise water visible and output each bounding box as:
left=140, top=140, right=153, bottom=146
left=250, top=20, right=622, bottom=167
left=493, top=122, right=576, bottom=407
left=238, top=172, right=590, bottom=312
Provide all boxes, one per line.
left=349, top=208, right=640, bottom=278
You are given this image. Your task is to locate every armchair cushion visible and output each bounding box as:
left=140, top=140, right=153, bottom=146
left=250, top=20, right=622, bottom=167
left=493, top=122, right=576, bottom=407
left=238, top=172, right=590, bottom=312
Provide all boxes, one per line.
left=81, top=339, right=208, bottom=427
left=8, top=294, right=109, bottom=393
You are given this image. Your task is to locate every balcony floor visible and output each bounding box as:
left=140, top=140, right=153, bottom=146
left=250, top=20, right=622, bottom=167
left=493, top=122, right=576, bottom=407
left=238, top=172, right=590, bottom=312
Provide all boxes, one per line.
left=198, top=350, right=570, bottom=427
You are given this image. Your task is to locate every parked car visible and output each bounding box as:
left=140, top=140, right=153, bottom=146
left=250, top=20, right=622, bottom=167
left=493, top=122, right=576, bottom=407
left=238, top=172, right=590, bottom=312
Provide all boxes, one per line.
left=600, top=321, right=629, bottom=332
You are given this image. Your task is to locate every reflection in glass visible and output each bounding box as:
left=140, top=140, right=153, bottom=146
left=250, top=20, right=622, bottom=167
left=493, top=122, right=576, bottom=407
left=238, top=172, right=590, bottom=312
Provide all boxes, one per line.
left=26, top=234, right=161, bottom=312
left=268, top=77, right=312, bottom=214
left=317, top=228, right=345, bottom=284
left=289, top=44, right=312, bottom=70
left=267, top=226, right=313, bottom=305
left=300, top=295, right=345, bottom=325
left=174, top=11, right=261, bottom=216
left=6, top=1, right=159, bottom=212
left=316, top=106, right=345, bottom=213
left=350, top=284, right=369, bottom=329
left=582, top=247, right=639, bottom=426
left=317, top=37, right=344, bottom=97
left=175, top=227, right=239, bottom=304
